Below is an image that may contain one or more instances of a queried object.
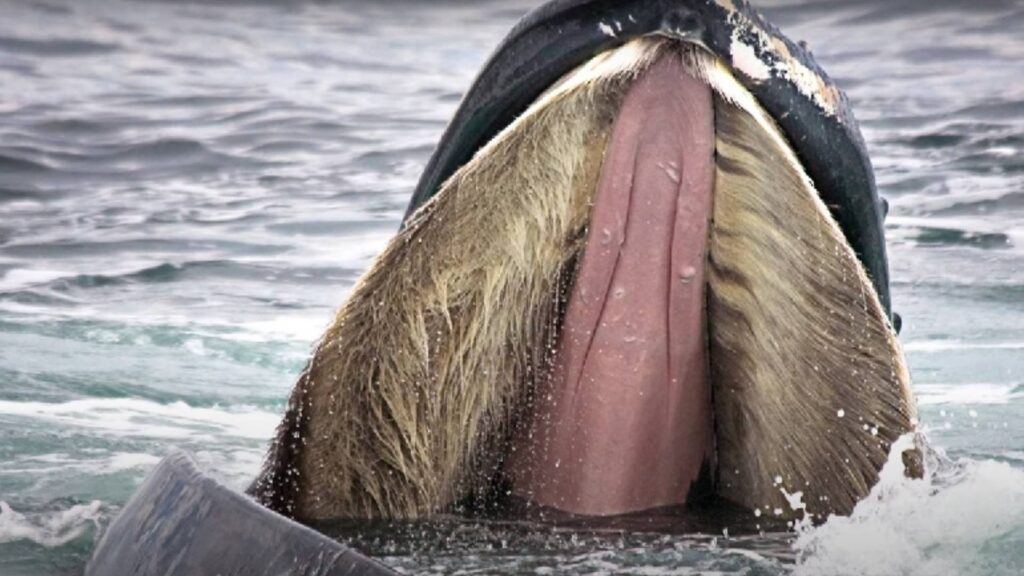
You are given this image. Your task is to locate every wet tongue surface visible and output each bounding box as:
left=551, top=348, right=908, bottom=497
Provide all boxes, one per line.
left=507, top=54, right=716, bottom=516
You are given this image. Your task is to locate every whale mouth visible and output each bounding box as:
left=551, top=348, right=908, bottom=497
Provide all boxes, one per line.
left=252, top=38, right=916, bottom=525
left=506, top=53, right=717, bottom=515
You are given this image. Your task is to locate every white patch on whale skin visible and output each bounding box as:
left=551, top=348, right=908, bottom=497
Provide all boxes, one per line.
left=723, top=8, right=840, bottom=117
left=730, top=37, right=771, bottom=81
left=780, top=54, right=839, bottom=113
left=598, top=22, right=617, bottom=38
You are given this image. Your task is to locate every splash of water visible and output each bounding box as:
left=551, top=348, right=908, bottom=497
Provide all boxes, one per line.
left=0, top=500, right=104, bottom=548
left=792, top=435, right=1024, bottom=576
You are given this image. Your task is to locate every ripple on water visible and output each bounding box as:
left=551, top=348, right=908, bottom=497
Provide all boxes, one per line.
left=28, top=117, right=126, bottom=137
left=911, top=226, right=1011, bottom=249
left=906, top=133, right=970, bottom=149
left=934, top=191, right=1024, bottom=217
left=0, top=154, right=52, bottom=174
left=0, top=36, right=121, bottom=57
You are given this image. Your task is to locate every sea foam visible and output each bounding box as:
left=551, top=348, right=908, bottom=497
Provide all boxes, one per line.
left=0, top=500, right=103, bottom=548
left=0, top=398, right=279, bottom=440
left=793, top=435, right=1024, bottom=576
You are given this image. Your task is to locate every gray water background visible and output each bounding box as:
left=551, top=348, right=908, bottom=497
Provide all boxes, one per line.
left=0, top=0, right=1022, bottom=574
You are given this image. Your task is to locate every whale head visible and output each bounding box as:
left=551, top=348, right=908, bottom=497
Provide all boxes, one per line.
left=251, top=0, right=918, bottom=524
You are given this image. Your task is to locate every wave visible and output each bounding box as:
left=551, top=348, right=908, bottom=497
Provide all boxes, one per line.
left=28, top=118, right=125, bottom=137
left=933, top=191, right=1024, bottom=217
left=793, top=436, right=1024, bottom=576
left=41, top=261, right=250, bottom=290
left=0, top=452, right=160, bottom=478
left=0, top=138, right=266, bottom=183
left=956, top=99, right=1024, bottom=121
left=0, top=398, right=279, bottom=441
left=0, top=36, right=120, bottom=57
left=1, top=236, right=290, bottom=260
left=911, top=226, right=1011, bottom=249
left=0, top=153, right=52, bottom=173
left=915, top=382, right=1023, bottom=406
left=0, top=260, right=359, bottom=301
left=0, top=310, right=313, bottom=376
left=0, top=500, right=103, bottom=548
left=904, top=340, right=1024, bottom=352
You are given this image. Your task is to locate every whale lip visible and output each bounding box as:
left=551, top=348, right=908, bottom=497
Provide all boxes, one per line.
left=404, top=0, right=892, bottom=318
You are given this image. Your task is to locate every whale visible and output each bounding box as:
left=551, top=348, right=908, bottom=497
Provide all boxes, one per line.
left=249, top=0, right=917, bottom=522
left=88, top=1, right=919, bottom=574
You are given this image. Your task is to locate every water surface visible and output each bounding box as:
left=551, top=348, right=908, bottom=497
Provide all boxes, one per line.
left=0, top=0, right=1022, bottom=574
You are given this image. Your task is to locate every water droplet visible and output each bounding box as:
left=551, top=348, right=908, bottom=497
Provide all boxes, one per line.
left=679, top=266, right=697, bottom=283
left=837, top=409, right=846, bottom=418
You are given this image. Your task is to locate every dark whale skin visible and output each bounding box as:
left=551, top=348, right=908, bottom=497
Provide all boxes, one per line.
left=405, top=0, right=893, bottom=318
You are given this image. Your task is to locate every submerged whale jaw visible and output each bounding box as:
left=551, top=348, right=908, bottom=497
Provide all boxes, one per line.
left=505, top=52, right=717, bottom=516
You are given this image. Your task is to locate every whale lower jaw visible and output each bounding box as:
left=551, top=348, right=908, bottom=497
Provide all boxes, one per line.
left=251, top=39, right=916, bottom=523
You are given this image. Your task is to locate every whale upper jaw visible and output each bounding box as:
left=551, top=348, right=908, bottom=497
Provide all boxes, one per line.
left=406, top=0, right=893, bottom=324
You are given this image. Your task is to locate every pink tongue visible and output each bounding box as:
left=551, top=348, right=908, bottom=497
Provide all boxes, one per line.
left=507, top=54, right=716, bottom=516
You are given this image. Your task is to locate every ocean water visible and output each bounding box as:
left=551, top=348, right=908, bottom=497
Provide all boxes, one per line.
left=0, top=0, right=1021, bottom=574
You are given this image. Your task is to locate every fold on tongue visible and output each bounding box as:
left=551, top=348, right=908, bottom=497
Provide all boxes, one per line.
left=507, top=53, right=716, bottom=516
